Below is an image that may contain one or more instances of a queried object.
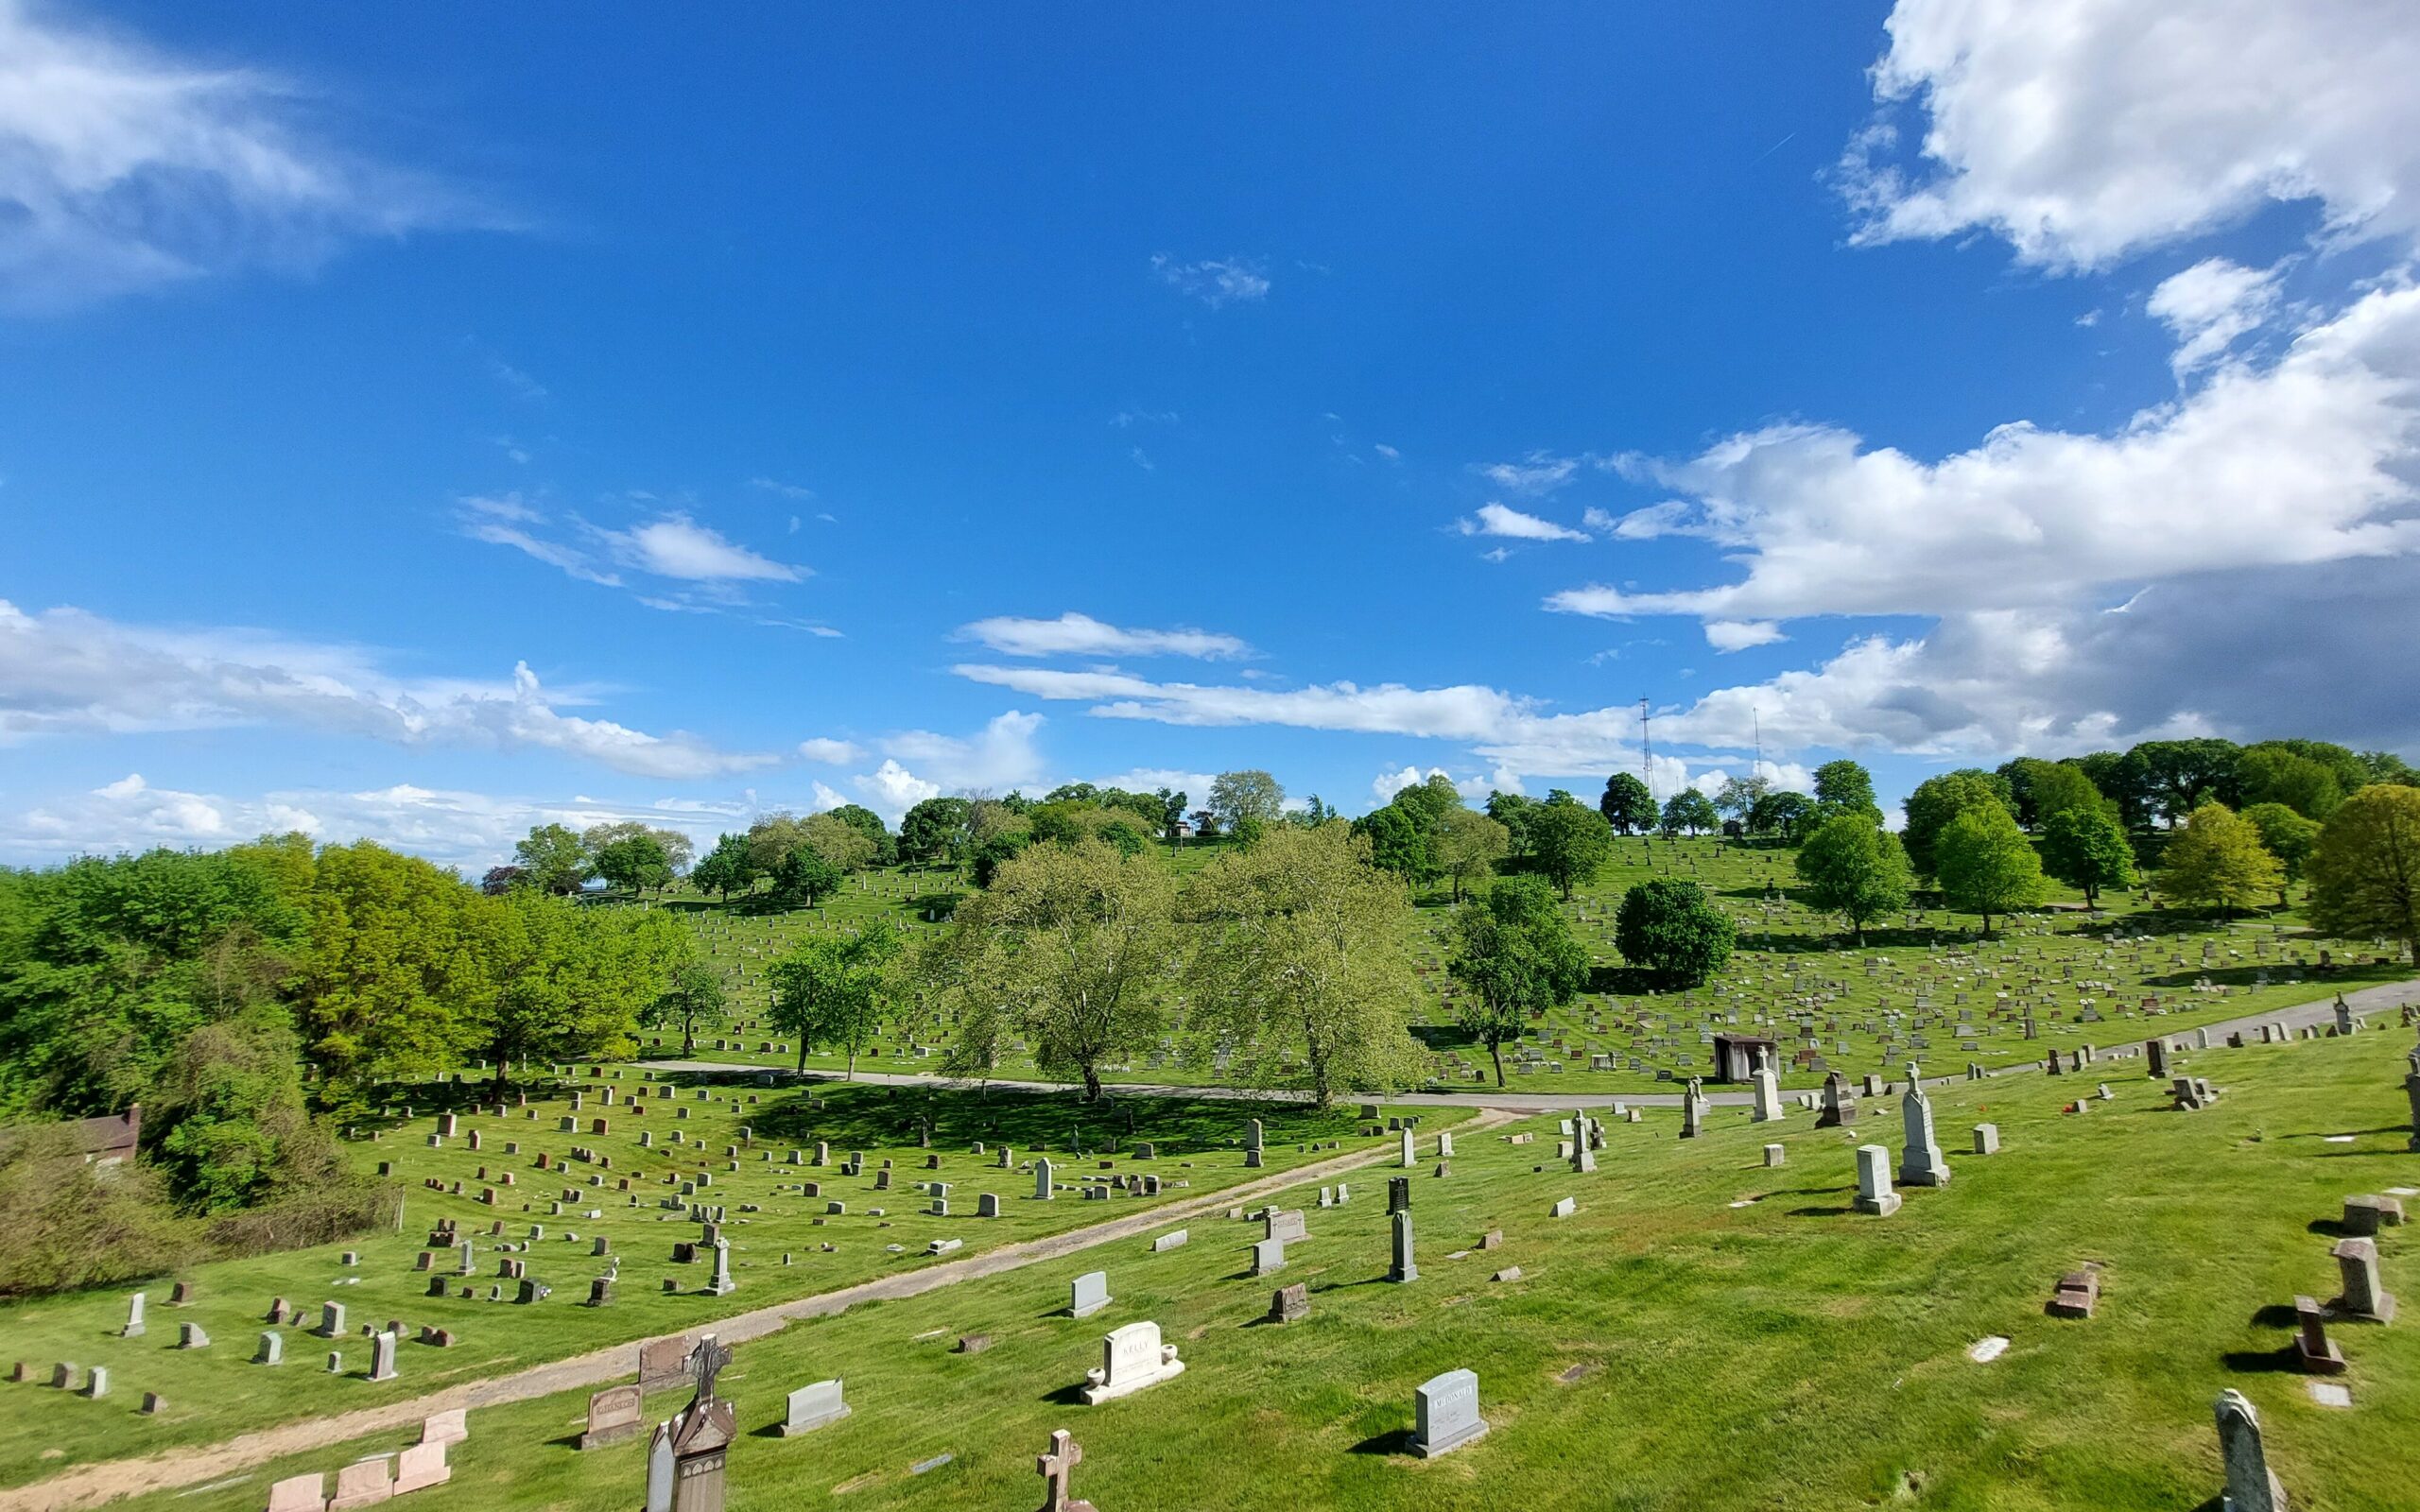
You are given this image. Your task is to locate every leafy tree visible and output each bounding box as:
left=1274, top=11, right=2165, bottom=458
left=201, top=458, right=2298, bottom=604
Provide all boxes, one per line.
left=1097, top=818, right=1147, bottom=857
left=768, top=920, right=904, bottom=1075
left=1712, top=773, right=1772, bottom=827
left=900, top=797, right=974, bottom=872
left=769, top=847, right=841, bottom=909
left=1935, top=804, right=2047, bottom=934
left=2308, top=784, right=2420, bottom=959
left=1392, top=773, right=1461, bottom=834
left=1434, top=806, right=1512, bottom=902
left=2237, top=744, right=2346, bottom=820
left=2040, top=803, right=2137, bottom=906
left=1155, top=787, right=1188, bottom=847
left=582, top=821, right=692, bottom=877
left=2157, top=801, right=2282, bottom=916
left=2241, top=802, right=2321, bottom=904
left=2028, top=761, right=2106, bottom=828
left=1184, top=825, right=1419, bottom=1106
left=2073, top=750, right=2146, bottom=828
left=924, top=840, right=1177, bottom=1100
left=800, top=811, right=879, bottom=873
left=512, top=823, right=592, bottom=895
left=1488, top=791, right=1540, bottom=855
left=1207, top=769, right=1287, bottom=834
left=1530, top=796, right=1615, bottom=901
left=646, top=961, right=727, bottom=1056
left=824, top=804, right=897, bottom=867
left=2125, top=738, right=2242, bottom=825
left=970, top=832, right=1027, bottom=887
left=1749, top=789, right=1817, bottom=843
left=1902, top=769, right=2016, bottom=880
left=593, top=832, right=674, bottom=895
left=1352, top=803, right=1430, bottom=886
left=1615, top=878, right=1735, bottom=987
left=1598, top=772, right=1653, bottom=834
left=1449, top=875, right=1589, bottom=1087
left=1661, top=789, right=1718, bottom=836
left=1793, top=815, right=1913, bottom=946
left=1812, top=759, right=1878, bottom=815
left=472, top=891, right=687, bottom=1091
left=689, top=833, right=758, bottom=901
left=288, top=841, right=491, bottom=1084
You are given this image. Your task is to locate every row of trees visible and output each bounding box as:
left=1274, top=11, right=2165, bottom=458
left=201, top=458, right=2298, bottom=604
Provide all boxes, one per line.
left=490, top=821, right=698, bottom=897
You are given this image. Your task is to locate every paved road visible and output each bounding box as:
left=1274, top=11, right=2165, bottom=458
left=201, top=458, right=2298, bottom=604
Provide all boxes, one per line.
left=648, top=975, right=2420, bottom=1113
left=4, top=1113, right=1512, bottom=1512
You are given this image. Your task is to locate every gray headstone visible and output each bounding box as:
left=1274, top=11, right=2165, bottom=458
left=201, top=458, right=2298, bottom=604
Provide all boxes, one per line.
left=779, top=1378, right=851, bottom=1436
left=1409, top=1367, right=1487, bottom=1457
left=1069, top=1270, right=1112, bottom=1318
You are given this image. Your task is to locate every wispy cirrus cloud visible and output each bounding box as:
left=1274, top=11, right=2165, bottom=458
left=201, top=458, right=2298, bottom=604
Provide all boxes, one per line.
left=1457, top=502, right=1589, bottom=542
left=1150, top=253, right=1270, bottom=308
left=955, top=611, right=1251, bottom=661
left=457, top=494, right=810, bottom=617
left=0, top=0, right=510, bottom=314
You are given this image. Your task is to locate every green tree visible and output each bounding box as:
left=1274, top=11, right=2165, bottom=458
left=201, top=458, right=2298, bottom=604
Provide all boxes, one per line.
left=1749, top=790, right=1817, bottom=843
left=2074, top=750, right=2146, bottom=829
left=1434, top=805, right=1512, bottom=902
left=1207, top=769, right=1287, bottom=834
left=900, top=797, right=974, bottom=873
left=582, top=821, right=693, bottom=877
left=2237, top=745, right=2345, bottom=820
left=1352, top=804, right=1430, bottom=887
left=2003, top=759, right=2103, bottom=829
left=288, top=841, right=492, bottom=1085
left=2308, top=784, right=2420, bottom=959
left=592, top=832, right=673, bottom=895
left=923, top=840, right=1177, bottom=1100
left=1530, top=796, right=1616, bottom=901
left=1599, top=772, right=1654, bottom=835
left=1712, top=773, right=1772, bottom=828
left=1935, top=804, right=2047, bottom=934
left=800, top=811, right=879, bottom=873
left=1449, top=875, right=1589, bottom=1087
left=1154, top=787, right=1188, bottom=848
left=970, top=833, right=1027, bottom=887
left=1488, top=791, right=1541, bottom=855
left=511, top=823, right=592, bottom=895
left=769, top=920, right=904, bottom=1076
left=2125, top=738, right=2242, bottom=825
left=689, top=833, right=758, bottom=901
left=2040, top=803, right=2137, bottom=907
left=645, top=961, right=728, bottom=1056
left=1902, top=769, right=2016, bottom=880
left=1812, top=759, right=1879, bottom=815
left=1184, top=825, right=1419, bottom=1106
left=1616, top=878, right=1734, bottom=987
left=2241, top=802, right=2321, bottom=905
left=769, top=847, right=841, bottom=909
left=824, top=804, right=898, bottom=867
left=1793, top=815, right=1913, bottom=946
left=1661, top=789, right=1718, bottom=836
left=472, top=891, right=686, bottom=1092
left=2157, top=801, right=2282, bottom=916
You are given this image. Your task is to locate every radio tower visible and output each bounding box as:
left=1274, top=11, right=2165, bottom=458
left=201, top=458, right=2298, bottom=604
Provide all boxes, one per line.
left=1639, top=697, right=1654, bottom=804
left=1753, top=708, right=1763, bottom=782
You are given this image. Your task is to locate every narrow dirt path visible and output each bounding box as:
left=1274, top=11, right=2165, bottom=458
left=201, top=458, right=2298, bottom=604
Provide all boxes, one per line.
left=7, top=1111, right=1514, bottom=1512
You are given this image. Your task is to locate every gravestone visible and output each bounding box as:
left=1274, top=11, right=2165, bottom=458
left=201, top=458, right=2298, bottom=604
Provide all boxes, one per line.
left=1854, top=1144, right=1901, bottom=1216
left=393, top=1441, right=452, bottom=1494
left=1244, top=1118, right=1264, bottom=1168
left=1151, top=1228, right=1187, bottom=1252
left=1409, top=1367, right=1487, bottom=1458
left=2294, top=1295, right=2346, bottom=1375
left=1068, top=1270, right=1113, bottom=1319
left=1816, top=1071, right=1858, bottom=1128
left=1750, top=1066, right=1785, bottom=1123
left=266, top=1474, right=324, bottom=1512
left=1265, top=1209, right=1306, bottom=1244
left=327, top=1456, right=393, bottom=1509
left=1080, top=1320, right=1184, bottom=1403
left=1252, top=1237, right=1287, bottom=1276
left=1269, top=1283, right=1309, bottom=1323
left=2214, top=1388, right=2287, bottom=1512
left=639, top=1335, right=697, bottom=1394
left=1035, top=1428, right=1098, bottom=1512
left=1550, top=1196, right=1576, bottom=1218
left=121, top=1292, right=145, bottom=1339
left=778, top=1378, right=850, bottom=1436
left=1389, top=1208, right=1417, bottom=1283
left=705, top=1238, right=735, bottom=1297
left=369, top=1330, right=399, bottom=1382
left=2329, top=1237, right=2395, bottom=1322
left=319, top=1301, right=347, bottom=1338
left=1973, top=1124, right=1999, bottom=1155
left=581, top=1384, right=645, bottom=1449
left=1035, top=1158, right=1056, bottom=1200
left=177, top=1322, right=209, bottom=1350
left=1898, top=1074, right=1951, bottom=1188
left=255, top=1331, right=284, bottom=1366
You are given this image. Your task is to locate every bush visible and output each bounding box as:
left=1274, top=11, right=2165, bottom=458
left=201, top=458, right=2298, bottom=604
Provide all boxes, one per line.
left=0, top=1125, right=186, bottom=1297
left=1615, top=878, right=1736, bottom=988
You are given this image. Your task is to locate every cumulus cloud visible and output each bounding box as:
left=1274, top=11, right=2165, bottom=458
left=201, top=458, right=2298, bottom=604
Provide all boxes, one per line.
left=956, top=612, right=1251, bottom=661
left=2148, top=257, right=2284, bottom=379
left=0, top=600, right=780, bottom=780
left=1841, top=0, right=2420, bottom=270
left=1150, top=254, right=1270, bottom=308
left=1703, top=621, right=1787, bottom=653
left=1547, top=283, right=2420, bottom=625
left=1372, top=765, right=1454, bottom=805
left=1458, top=503, right=1589, bottom=542
left=841, top=712, right=1050, bottom=820
left=796, top=738, right=864, bottom=765
left=0, top=0, right=505, bottom=313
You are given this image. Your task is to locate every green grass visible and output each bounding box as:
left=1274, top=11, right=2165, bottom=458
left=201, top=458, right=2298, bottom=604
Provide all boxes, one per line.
left=650, top=839, right=2413, bottom=1094
left=0, top=1077, right=1405, bottom=1489
left=57, top=1027, right=2420, bottom=1512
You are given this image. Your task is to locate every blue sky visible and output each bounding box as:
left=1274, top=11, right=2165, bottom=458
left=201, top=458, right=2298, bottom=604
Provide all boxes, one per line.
left=5, top=0, right=2418, bottom=870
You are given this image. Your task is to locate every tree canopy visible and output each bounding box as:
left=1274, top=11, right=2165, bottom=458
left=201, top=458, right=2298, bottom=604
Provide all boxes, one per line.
left=1793, top=814, right=1913, bottom=946
left=1614, top=878, right=1735, bottom=988
left=1449, top=875, right=1589, bottom=1087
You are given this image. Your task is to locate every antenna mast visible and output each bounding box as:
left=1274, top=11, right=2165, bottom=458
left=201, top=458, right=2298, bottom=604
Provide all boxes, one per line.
left=1753, top=708, right=1763, bottom=782
left=1639, top=697, right=1654, bottom=805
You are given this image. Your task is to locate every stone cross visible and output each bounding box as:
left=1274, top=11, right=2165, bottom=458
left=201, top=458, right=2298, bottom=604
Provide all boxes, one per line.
left=1035, top=1428, right=1095, bottom=1512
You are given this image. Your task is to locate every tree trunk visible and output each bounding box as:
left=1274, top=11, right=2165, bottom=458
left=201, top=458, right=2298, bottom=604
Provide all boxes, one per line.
left=846, top=1046, right=858, bottom=1082
left=1081, top=1063, right=1104, bottom=1102
left=1489, top=1038, right=1506, bottom=1088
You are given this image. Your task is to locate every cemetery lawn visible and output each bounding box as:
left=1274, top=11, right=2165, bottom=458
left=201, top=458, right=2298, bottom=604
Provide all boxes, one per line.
left=664, top=838, right=2412, bottom=1095
left=81, top=1028, right=2420, bottom=1512
left=0, top=1081, right=1406, bottom=1491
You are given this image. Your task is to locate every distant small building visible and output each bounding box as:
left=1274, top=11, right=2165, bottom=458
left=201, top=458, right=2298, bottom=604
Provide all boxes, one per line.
left=63, top=1105, right=142, bottom=1167
left=1709, top=1037, right=1776, bottom=1085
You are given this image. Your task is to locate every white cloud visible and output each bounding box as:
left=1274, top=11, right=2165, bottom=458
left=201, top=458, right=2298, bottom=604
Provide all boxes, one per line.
left=845, top=712, right=1050, bottom=819
left=747, top=476, right=815, bottom=500
left=599, top=513, right=803, bottom=583
left=1841, top=0, right=2420, bottom=270
left=1475, top=454, right=1582, bottom=494
left=1087, top=767, right=1217, bottom=801
left=1, top=773, right=752, bottom=872
left=2148, top=257, right=2283, bottom=379
left=1703, top=621, right=1787, bottom=653
left=0, top=0, right=502, bottom=313
left=0, top=600, right=780, bottom=780
left=1150, top=254, right=1270, bottom=308
left=1374, top=443, right=1401, bottom=462
left=853, top=760, right=941, bottom=820
left=1372, top=765, right=1451, bottom=805
left=457, top=498, right=808, bottom=612
left=1546, top=283, right=2420, bottom=626
left=956, top=612, right=1250, bottom=661
left=1458, top=503, right=1589, bottom=542
left=796, top=738, right=864, bottom=765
